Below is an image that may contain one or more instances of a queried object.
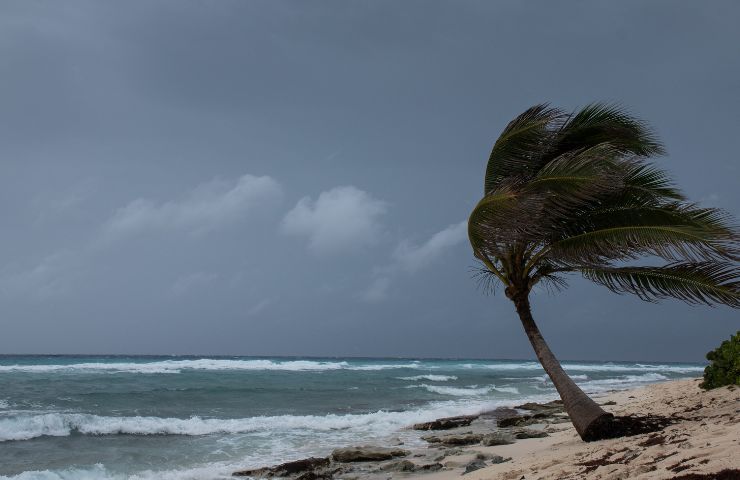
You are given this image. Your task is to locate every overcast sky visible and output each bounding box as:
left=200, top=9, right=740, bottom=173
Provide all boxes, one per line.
left=0, top=1, right=737, bottom=361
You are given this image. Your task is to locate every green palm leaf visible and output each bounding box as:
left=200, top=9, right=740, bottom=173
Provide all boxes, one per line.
left=554, top=103, right=665, bottom=158
left=581, top=262, right=740, bottom=307
left=484, top=104, right=563, bottom=194
left=550, top=204, right=737, bottom=263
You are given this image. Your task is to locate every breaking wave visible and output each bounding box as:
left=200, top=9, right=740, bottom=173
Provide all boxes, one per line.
left=0, top=396, right=528, bottom=443
left=0, top=359, right=425, bottom=374
left=396, top=375, right=457, bottom=381
left=409, top=384, right=519, bottom=396
left=0, top=358, right=704, bottom=375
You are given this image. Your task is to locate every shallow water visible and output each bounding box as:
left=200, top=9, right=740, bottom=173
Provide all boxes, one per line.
left=0, top=356, right=703, bottom=479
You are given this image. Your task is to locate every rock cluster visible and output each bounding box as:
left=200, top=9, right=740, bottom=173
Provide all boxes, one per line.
left=233, top=400, right=567, bottom=479
left=412, top=414, right=479, bottom=431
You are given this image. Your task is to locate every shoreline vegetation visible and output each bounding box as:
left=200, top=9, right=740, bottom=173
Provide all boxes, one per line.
left=233, top=379, right=739, bottom=480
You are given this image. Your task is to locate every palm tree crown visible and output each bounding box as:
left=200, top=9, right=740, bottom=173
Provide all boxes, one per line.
left=469, top=103, right=739, bottom=306
left=468, top=103, right=739, bottom=441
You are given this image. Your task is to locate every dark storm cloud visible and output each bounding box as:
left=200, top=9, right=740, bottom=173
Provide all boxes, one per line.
left=0, top=1, right=737, bottom=360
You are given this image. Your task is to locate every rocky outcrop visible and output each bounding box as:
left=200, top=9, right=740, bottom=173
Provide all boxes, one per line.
left=378, top=460, right=443, bottom=473
left=421, top=433, right=484, bottom=445
left=514, top=429, right=549, bottom=439
left=378, top=460, right=416, bottom=472
left=412, top=415, right=479, bottom=430
left=480, top=432, right=516, bottom=446
left=331, top=446, right=410, bottom=462
left=498, top=412, right=550, bottom=428
left=233, top=457, right=331, bottom=478
left=515, top=400, right=564, bottom=414
left=462, top=459, right=487, bottom=475
left=489, top=455, right=512, bottom=464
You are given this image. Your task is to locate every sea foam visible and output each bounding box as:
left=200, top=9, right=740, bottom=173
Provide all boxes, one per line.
left=0, top=359, right=704, bottom=375
left=0, top=396, right=535, bottom=443
left=409, top=384, right=519, bottom=396
left=396, top=375, right=457, bottom=381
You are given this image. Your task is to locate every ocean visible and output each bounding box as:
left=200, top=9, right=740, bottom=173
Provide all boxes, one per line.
left=0, top=356, right=704, bottom=479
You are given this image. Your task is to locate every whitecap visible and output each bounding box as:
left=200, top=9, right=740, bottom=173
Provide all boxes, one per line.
left=0, top=395, right=541, bottom=443
left=408, top=384, right=518, bottom=396
left=396, top=375, right=457, bottom=382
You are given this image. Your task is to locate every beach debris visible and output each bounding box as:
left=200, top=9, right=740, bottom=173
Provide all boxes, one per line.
left=331, top=446, right=410, bottom=462
left=412, top=415, right=479, bottom=430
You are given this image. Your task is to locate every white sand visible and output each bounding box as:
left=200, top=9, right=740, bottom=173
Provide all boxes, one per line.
left=412, top=379, right=739, bottom=480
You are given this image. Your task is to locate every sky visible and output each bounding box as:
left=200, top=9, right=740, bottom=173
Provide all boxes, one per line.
left=0, top=1, right=737, bottom=361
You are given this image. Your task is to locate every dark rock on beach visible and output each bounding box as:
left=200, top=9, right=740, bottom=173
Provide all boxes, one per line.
left=514, top=429, right=549, bottom=439
left=480, top=432, right=516, bottom=446
left=489, top=455, right=512, bottom=464
left=515, top=400, right=564, bottom=414
left=378, top=460, right=416, bottom=472
left=233, top=457, right=331, bottom=477
left=331, top=446, right=410, bottom=462
left=416, top=462, right=444, bottom=472
left=462, top=459, right=487, bottom=475
left=379, top=460, right=444, bottom=473
left=421, top=433, right=484, bottom=446
left=497, top=414, right=535, bottom=428
left=412, top=415, right=479, bottom=431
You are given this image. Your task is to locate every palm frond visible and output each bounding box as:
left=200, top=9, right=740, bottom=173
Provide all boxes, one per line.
left=525, top=144, right=625, bottom=207
left=581, top=262, right=740, bottom=307
left=554, top=102, right=665, bottom=158
left=468, top=187, right=530, bottom=257
left=550, top=203, right=738, bottom=263
left=484, top=104, right=564, bottom=194
left=471, top=263, right=501, bottom=296
left=622, top=161, right=685, bottom=202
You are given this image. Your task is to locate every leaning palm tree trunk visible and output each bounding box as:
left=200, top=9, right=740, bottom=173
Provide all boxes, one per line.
left=511, top=292, right=612, bottom=440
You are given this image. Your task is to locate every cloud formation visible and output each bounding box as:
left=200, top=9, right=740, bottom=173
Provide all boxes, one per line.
left=103, top=175, right=282, bottom=239
left=360, top=220, right=468, bottom=302
left=393, top=221, right=467, bottom=273
left=281, top=186, right=388, bottom=254
left=0, top=251, right=80, bottom=300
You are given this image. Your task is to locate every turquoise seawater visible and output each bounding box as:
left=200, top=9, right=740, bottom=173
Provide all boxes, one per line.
left=0, top=356, right=703, bottom=479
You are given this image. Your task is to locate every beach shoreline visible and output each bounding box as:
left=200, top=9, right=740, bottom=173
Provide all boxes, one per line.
left=235, top=378, right=739, bottom=480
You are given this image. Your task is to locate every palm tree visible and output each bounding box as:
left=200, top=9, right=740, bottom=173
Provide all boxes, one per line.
left=468, top=103, right=739, bottom=441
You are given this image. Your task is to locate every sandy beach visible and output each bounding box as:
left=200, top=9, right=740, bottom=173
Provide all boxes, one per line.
left=427, top=379, right=739, bottom=480
left=236, top=379, right=739, bottom=480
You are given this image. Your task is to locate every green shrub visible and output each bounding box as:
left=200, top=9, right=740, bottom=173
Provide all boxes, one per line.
left=700, top=331, right=740, bottom=390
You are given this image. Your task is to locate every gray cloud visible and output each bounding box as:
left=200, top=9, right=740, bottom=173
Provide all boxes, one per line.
left=0, top=251, right=80, bottom=300
left=394, top=221, right=467, bottom=273
left=360, top=221, right=468, bottom=302
left=103, top=174, right=282, bottom=239
left=281, top=186, right=388, bottom=254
